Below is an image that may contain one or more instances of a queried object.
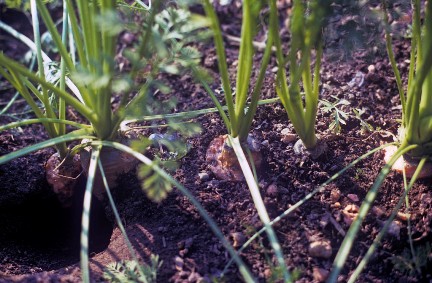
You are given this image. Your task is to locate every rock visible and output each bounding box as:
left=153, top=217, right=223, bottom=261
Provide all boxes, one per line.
left=174, top=256, right=184, bottom=271
left=188, top=272, right=203, bottom=282
left=266, top=183, right=278, bottom=197
left=179, top=249, right=188, bottom=257
left=230, top=232, right=246, bottom=248
left=198, top=172, right=209, bottom=181
left=313, top=267, right=330, bottom=282
left=309, top=240, right=332, bottom=259
left=330, top=189, right=341, bottom=202
left=387, top=220, right=401, bottom=239
left=280, top=128, right=296, bottom=143
left=347, top=194, right=359, bottom=202
left=332, top=202, right=341, bottom=208
left=397, top=212, right=410, bottom=221
left=343, top=204, right=359, bottom=225
left=367, top=64, right=375, bottom=73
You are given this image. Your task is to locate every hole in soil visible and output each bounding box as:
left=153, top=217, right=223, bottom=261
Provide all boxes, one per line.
left=0, top=175, right=113, bottom=270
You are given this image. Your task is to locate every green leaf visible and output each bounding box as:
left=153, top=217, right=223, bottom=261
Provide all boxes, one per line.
left=138, top=161, right=173, bottom=203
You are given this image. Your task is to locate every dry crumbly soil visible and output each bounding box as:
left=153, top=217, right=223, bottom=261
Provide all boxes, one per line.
left=1, top=2, right=432, bottom=283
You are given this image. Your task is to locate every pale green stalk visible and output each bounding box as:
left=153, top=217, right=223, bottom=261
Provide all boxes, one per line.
left=269, top=0, right=326, bottom=149
left=403, top=170, right=419, bottom=274
left=201, top=0, right=235, bottom=130
left=30, top=0, right=65, bottom=154
left=0, top=20, right=85, bottom=103
left=0, top=130, right=94, bottom=165
left=99, top=162, right=150, bottom=282
left=121, top=97, right=280, bottom=127
left=59, top=0, right=69, bottom=139
left=35, top=0, right=75, bottom=71
left=392, top=0, right=432, bottom=150
left=0, top=118, right=88, bottom=132
left=229, top=136, right=291, bottom=282
left=80, top=145, right=101, bottom=283
left=0, top=54, right=97, bottom=123
left=201, top=0, right=272, bottom=142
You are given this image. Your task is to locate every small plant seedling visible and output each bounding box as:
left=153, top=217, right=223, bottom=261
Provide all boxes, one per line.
left=352, top=108, right=375, bottom=134
left=390, top=243, right=432, bottom=276
left=103, top=255, right=162, bottom=283
left=320, top=96, right=350, bottom=134
left=320, top=96, right=374, bottom=134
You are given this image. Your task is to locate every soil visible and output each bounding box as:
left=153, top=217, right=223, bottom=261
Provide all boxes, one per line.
left=1, top=2, right=432, bottom=283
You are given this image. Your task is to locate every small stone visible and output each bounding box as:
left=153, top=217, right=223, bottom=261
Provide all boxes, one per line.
left=264, top=268, right=272, bottom=279
left=367, top=64, right=376, bottom=73
left=323, top=83, right=331, bottom=90
left=198, top=172, right=210, bottom=181
left=332, top=202, right=341, bottom=208
left=271, top=66, right=279, bottom=73
left=259, top=180, right=268, bottom=189
left=230, top=232, right=246, bottom=248
left=319, top=214, right=330, bottom=228
left=179, top=249, right=188, bottom=257
left=397, top=212, right=410, bottom=221
left=313, top=267, right=329, bottom=282
left=280, top=128, right=296, bottom=143
left=330, top=189, right=341, bottom=202
left=261, top=140, right=269, bottom=147
left=347, top=194, right=359, bottom=202
left=188, top=272, right=203, bottom=282
left=266, top=184, right=278, bottom=197
left=387, top=220, right=401, bottom=239
left=343, top=204, right=359, bottom=225
left=309, top=240, right=332, bottom=259
left=174, top=256, right=184, bottom=271
left=281, top=128, right=291, bottom=135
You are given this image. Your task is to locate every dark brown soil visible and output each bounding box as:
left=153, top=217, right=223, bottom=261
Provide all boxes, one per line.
left=1, top=2, right=432, bottom=283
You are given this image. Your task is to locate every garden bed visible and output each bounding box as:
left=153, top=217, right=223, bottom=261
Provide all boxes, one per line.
left=1, top=1, right=432, bottom=282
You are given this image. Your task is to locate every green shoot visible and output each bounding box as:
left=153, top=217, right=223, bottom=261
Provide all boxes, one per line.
left=320, top=96, right=350, bottom=134
left=383, top=0, right=432, bottom=156
left=269, top=0, right=328, bottom=149
left=103, top=256, right=161, bottom=283
left=200, top=0, right=273, bottom=142
left=80, top=145, right=101, bottom=283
